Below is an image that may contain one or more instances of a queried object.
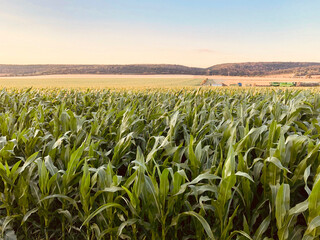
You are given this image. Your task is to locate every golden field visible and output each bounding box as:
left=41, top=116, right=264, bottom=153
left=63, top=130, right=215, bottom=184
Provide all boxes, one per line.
left=0, top=74, right=320, bottom=89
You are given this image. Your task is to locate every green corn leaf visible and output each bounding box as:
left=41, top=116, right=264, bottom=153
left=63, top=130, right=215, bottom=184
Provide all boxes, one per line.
left=308, top=177, right=320, bottom=221
left=82, top=203, right=128, bottom=227
left=254, top=215, right=271, bottom=240
left=181, top=211, right=215, bottom=240
left=275, top=184, right=290, bottom=229
left=223, top=146, right=235, bottom=179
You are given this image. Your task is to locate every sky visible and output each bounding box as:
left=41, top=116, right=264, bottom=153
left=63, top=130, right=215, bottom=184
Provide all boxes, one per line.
left=1, top=0, right=320, bottom=67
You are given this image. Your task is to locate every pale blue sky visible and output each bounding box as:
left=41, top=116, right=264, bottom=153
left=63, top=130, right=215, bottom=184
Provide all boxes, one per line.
left=1, top=0, right=320, bottom=67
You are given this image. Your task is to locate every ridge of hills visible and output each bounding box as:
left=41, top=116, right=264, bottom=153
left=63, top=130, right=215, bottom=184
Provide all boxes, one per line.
left=1, top=62, right=320, bottom=77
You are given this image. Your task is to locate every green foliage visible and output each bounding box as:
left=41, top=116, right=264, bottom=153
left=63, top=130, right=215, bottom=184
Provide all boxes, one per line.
left=0, top=88, right=320, bottom=239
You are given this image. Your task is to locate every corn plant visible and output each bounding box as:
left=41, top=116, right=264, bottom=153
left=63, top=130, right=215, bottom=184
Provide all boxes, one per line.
left=0, top=88, right=320, bottom=239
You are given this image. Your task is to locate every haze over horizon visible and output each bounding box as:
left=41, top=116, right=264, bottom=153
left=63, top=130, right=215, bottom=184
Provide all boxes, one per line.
left=1, top=0, right=320, bottom=67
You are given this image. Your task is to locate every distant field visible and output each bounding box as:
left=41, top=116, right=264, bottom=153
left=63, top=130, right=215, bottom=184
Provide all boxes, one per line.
left=1, top=74, right=320, bottom=89
left=0, top=74, right=204, bottom=88
left=206, top=75, right=320, bottom=86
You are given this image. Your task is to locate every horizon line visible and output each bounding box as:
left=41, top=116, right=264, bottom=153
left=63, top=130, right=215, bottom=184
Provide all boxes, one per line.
left=1, top=61, right=320, bottom=68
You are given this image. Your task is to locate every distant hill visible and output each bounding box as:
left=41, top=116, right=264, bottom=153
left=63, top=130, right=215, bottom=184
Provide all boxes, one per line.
left=207, top=62, right=320, bottom=76
left=0, top=64, right=206, bottom=77
left=1, top=62, right=320, bottom=77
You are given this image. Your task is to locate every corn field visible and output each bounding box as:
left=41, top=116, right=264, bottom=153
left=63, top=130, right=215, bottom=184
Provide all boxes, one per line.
left=1, top=88, right=320, bottom=240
